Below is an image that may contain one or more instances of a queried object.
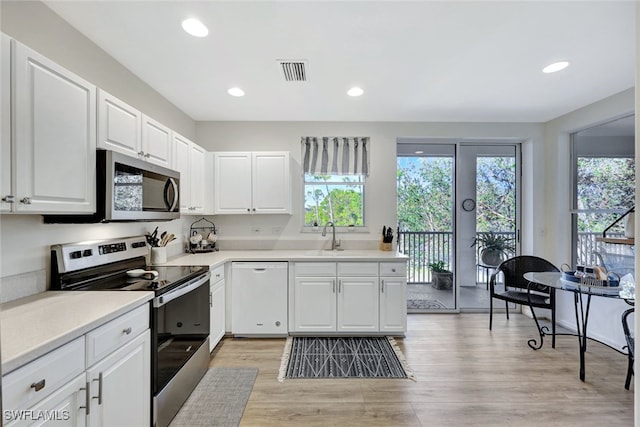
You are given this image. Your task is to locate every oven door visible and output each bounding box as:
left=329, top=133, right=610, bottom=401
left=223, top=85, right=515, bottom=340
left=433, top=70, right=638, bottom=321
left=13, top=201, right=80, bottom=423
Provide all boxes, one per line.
left=152, top=272, right=210, bottom=395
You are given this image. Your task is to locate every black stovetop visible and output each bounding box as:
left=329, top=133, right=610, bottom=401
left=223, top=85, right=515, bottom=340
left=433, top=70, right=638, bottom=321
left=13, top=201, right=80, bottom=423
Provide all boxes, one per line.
left=52, top=255, right=208, bottom=296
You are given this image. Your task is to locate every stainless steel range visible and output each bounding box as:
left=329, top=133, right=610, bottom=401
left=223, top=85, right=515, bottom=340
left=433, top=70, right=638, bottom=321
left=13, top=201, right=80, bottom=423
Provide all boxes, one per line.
left=50, top=236, right=211, bottom=427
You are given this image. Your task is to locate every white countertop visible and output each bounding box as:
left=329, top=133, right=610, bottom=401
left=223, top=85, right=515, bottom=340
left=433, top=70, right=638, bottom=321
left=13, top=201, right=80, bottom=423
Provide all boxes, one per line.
left=160, top=249, right=409, bottom=268
left=1, top=291, right=153, bottom=374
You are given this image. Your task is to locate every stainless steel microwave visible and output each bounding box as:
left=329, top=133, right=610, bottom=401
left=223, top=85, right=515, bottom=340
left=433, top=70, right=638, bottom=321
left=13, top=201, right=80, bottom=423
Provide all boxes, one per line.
left=45, top=150, right=180, bottom=223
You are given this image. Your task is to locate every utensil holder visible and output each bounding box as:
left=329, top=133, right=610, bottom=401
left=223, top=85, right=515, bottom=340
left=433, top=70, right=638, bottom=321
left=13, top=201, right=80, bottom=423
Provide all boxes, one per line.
left=380, top=242, right=392, bottom=251
left=150, top=247, right=167, bottom=264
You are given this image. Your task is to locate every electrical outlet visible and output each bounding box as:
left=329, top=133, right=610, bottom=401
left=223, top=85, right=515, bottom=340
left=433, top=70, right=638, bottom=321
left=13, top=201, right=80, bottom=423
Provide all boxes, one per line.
left=272, top=226, right=282, bottom=234
left=251, top=227, right=261, bottom=234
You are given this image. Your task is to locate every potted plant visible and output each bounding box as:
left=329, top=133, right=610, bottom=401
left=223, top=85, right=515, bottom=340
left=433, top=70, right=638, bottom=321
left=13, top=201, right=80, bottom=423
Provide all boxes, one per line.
left=428, top=260, right=453, bottom=290
left=471, top=231, right=515, bottom=266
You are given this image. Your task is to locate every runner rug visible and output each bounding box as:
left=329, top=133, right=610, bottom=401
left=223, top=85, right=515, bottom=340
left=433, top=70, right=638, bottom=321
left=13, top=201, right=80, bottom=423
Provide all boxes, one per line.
left=278, top=336, right=415, bottom=381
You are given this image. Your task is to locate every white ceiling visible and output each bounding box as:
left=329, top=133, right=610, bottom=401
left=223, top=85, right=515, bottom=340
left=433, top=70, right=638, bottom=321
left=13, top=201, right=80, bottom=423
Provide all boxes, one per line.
left=43, top=1, right=636, bottom=123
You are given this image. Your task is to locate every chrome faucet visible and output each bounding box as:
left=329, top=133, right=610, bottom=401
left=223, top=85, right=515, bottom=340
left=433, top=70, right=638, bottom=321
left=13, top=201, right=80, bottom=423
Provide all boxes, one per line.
left=321, top=221, right=340, bottom=250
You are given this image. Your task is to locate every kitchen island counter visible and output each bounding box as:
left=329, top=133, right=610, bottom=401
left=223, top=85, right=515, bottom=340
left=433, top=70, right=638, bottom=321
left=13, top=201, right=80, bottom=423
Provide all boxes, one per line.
left=1, top=291, right=153, bottom=373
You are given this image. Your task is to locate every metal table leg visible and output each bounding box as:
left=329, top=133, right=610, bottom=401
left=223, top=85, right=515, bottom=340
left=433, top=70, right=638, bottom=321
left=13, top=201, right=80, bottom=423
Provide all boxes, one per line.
left=572, top=291, right=592, bottom=382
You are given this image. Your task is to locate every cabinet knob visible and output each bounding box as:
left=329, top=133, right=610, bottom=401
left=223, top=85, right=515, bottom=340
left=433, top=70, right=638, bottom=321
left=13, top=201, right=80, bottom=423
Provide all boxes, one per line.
left=247, top=208, right=250, bottom=212
left=391, top=268, right=396, bottom=272
left=30, top=379, right=46, bottom=392
left=122, top=327, right=132, bottom=335
left=137, top=151, right=145, bottom=157
left=145, top=153, right=151, bottom=158
left=252, top=208, right=256, bottom=212
left=2, top=195, right=14, bottom=203
left=20, top=197, right=31, bottom=205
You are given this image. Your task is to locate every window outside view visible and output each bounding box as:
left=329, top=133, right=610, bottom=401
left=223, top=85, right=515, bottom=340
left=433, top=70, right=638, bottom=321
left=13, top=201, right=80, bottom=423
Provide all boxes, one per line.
left=303, top=174, right=365, bottom=227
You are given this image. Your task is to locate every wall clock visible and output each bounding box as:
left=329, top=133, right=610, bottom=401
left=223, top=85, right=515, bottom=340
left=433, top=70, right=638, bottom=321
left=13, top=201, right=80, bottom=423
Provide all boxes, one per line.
left=462, top=198, right=476, bottom=212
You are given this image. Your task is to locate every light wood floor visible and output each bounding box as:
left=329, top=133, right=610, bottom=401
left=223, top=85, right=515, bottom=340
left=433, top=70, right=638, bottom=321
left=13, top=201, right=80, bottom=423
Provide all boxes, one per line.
left=209, top=313, right=634, bottom=426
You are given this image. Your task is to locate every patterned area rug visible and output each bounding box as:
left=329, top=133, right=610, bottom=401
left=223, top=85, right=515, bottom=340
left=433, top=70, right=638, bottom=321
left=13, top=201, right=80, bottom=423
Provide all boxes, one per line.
left=278, top=337, right=415, bottom=381
left=169, top=367, right=258, bottom=427
left=407, top=299, right=447, bottom=310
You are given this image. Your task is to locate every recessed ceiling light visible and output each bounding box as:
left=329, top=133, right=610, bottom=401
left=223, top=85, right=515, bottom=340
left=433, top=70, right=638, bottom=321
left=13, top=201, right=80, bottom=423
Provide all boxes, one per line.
left=347, top=87, right=364, bottom=97
left=542, top=61, right=570, bottom=74
left=227, top=87, right=245, bottom=97
left=182, top=18, right=208, bottom=37
left=414, top=150, right=424, bottom=154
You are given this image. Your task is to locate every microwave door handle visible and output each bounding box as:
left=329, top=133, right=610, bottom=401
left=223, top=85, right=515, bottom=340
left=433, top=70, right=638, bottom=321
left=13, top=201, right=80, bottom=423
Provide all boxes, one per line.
left=164, top=178, right=179, bottom=211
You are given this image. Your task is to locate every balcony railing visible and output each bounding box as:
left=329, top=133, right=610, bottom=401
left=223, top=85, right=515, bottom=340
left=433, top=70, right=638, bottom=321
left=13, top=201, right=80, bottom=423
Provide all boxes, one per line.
left=397, top=231, right=622, bottom=285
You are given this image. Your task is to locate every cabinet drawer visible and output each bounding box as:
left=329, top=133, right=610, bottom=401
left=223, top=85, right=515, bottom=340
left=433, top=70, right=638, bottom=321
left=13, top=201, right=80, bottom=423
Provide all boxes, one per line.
left=294, top=262, right=336, bottom=277
left=3, top=336, right=85, bottom=412
left=379, top=262, right=407, bottom=277
left=211, top=264, right=225, bottom=284
left=86, top=303, right=149, bottom=367
left=337, top=262, right=378, bottom=277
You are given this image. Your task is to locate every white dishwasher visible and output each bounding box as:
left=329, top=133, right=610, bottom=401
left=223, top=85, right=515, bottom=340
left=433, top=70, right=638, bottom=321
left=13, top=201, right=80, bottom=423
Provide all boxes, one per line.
left=231, top=262, right=288, bottom=336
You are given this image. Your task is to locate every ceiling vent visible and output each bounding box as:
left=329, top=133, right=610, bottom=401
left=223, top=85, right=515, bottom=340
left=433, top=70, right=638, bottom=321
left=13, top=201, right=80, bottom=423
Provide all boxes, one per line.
left=278, top=60, right=308, bottom=82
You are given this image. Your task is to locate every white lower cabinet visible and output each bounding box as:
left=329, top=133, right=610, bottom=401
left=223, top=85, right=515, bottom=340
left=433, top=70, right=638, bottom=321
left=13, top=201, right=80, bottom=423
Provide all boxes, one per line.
left=209, top=265, right=226, bottom=351
left=86, top=331, right=150, bottom=427
left=293, top=262, right=405, bottom=334
left=2, top=304, right=151, bottom=427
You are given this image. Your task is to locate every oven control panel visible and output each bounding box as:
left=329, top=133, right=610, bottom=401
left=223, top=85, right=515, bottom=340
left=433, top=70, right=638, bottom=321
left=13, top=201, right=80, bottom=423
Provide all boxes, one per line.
left=52, top=236, right=150, bottom=273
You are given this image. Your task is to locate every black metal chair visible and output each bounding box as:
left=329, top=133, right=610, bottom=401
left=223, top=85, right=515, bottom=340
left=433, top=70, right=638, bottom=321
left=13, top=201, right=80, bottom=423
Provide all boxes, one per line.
left=622, top=307, right=634, bottom=390
left=489, top=255, right=559, bottom=350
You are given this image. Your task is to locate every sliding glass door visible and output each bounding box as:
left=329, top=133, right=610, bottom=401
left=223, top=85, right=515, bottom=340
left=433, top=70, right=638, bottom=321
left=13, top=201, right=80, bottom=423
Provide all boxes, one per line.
left=397, top=142, right=520, bottom=312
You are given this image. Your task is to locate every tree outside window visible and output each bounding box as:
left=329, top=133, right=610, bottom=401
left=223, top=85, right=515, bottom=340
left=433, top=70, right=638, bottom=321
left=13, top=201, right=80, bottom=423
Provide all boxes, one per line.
left=303, top=174, right=364, bottom=227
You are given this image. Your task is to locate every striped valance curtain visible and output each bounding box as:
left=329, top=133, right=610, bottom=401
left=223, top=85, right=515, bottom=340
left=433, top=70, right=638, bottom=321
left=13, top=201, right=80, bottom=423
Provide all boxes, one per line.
left=301, top=137, right=369, bottom=176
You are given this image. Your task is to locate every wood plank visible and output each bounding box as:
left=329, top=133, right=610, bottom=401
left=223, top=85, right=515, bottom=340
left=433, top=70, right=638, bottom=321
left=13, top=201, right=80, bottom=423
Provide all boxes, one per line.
left=207, top=313, right=633, bottom=426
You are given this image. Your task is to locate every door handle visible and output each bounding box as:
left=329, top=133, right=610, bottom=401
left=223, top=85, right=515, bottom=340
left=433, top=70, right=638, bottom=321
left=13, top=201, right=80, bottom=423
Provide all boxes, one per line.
left=92, top=372, right=103, bottom=405
left=79, top=381, right=91, bottom=415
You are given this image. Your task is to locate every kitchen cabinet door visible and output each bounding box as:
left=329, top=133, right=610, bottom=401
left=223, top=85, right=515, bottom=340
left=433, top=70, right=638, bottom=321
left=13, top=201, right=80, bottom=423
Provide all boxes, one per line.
left=189, top=142, right=206, bottom=213
left=97, top=90, right=141, bottom=158
left=210, top=276, right=226, bottom=351
left=1, top=33, right=12, bottom=212
left=214, top=152, right=252, bottom=214
left=337, top=277, right=379, bottom=332
left=293, top=277, right=337, bottom=332
left=379, top=276, right=407, bottom=333
left=141, top=114, right=171, bottom=167
left=86, top=330, right=150, bottom=427
left=12, top=40, right=96, bottom=213
left=5, top=374, right=87, bottom=427
left=173, top=133, right=191, bottom=212
left=252, top=152, right=291, bottom=214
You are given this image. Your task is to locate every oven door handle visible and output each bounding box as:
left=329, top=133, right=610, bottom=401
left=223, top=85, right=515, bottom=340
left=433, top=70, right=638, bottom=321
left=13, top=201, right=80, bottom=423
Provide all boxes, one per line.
left=153, top=271, right=211, bottom=308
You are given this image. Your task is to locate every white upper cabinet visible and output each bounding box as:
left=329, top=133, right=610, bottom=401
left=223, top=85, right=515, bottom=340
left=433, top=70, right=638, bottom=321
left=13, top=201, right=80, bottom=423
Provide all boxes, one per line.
left=98, top=92, right=174, bottom=168
left=189, top=142, right=206, bottom=213
left=252, top=152, right=291, bottom=214
left=173, top=133, right=191, bottom=212
left=1, top=34, right=12, bottom=212
left=12, top=39, right=96, bottom=213
left=97, top=89, right=141, bottom=157
left=214, top=151, right=291, bottom=215
left=141, top=114, right=172, bottom=167
left=173, top=132, right=207, bottom=213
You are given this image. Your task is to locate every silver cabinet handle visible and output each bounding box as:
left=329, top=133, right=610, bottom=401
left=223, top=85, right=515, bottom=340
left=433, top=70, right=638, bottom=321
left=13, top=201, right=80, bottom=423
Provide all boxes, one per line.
left=2, top=195, right=14, bottom=203
left=391, top=268, right=396, bottom=273
left=137, top=151, right=145, bottom=157
left=20, top=197, right=31, bottom=204
left=332, top=279, right=336, bottom=293
left=122, top=327, right=132, bottom=335
left=92, top=373, right=103, bottom=405
left=381, top=279, right=385, bottom=293
left=209, top=292, right=212, bottom=308
left=30, top=379, right=45, bottom=392
left=79, top=381, right=91, bottom=415
left=145, top=153, right=151, bottom=158
left=247, top=208, right=251, bottom=212
left=338, top=279, right=342, bottom=293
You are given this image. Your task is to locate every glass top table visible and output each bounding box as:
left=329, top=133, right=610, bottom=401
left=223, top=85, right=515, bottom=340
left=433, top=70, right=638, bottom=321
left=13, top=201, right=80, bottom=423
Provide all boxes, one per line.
left=524, top=271, right=633, bottom=382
